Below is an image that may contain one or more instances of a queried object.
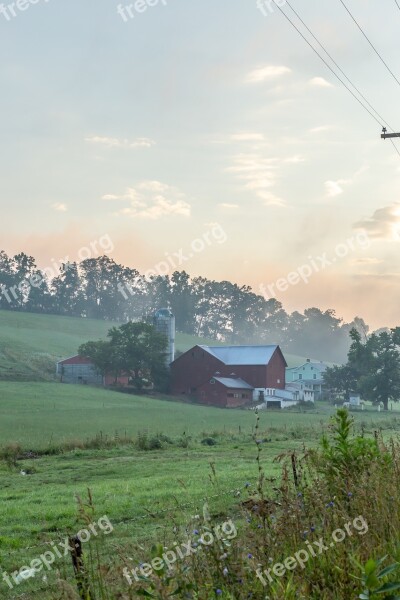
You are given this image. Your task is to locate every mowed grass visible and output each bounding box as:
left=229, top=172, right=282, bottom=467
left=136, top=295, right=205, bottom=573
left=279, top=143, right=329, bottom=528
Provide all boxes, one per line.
left=0, top=382, right=331, bottom=448
left=2, top=383, right=400, bottom=598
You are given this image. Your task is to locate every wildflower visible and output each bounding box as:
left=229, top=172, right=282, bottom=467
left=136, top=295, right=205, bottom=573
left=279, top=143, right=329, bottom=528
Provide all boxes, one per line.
left=297, top=492, right=303, bottom=497
left=216, top=590, right=222, bottom=595
left=248, top=553, right=253, bottom=558
left=245, top=482, right=251, bottom=488
left=223, top=567, right=229, bottom=576
left=311, top=526, right=316, bottom=532
left=347, top=492, right=353, bottom=497
left=193, top=529, right=199, bottom=535
left=326, top=501, right=334, bottom=508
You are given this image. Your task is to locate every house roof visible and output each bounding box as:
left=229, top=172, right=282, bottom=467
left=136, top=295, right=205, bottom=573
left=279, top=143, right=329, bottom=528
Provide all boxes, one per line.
left=286, top=362, right=328, bottom=372
left=57, top=355, right=94, bottom=365
left=212, top=376, right=254, bottom=390
left=199, top=345, right=281, bottom=366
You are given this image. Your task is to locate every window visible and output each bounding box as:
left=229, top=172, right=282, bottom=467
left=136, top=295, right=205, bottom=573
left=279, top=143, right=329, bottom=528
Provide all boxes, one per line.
left=241, top=393, right=248, bottom=399
left=277, top=379, right=280, bottom=384
left=210, top=378, right=215, bottom=384
left=299, top=374, right=303, bottom=380
left=313, top=374, right=317, bottom=380
left=227, top=393, right=234, bottom=398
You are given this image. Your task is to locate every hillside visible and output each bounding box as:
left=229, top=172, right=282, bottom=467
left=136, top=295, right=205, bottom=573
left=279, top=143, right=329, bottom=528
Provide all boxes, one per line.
left=0, top=310, right=315, bottom=382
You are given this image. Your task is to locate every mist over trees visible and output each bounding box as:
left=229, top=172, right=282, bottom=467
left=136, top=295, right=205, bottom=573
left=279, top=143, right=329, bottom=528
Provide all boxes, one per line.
left=0, top=250, right=371, bottom=363
left=324, top=328, right=400, bottom=409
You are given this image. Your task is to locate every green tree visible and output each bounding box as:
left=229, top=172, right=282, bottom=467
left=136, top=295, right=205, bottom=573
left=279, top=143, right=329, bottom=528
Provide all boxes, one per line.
left=80, top=322, right=169, bottom=392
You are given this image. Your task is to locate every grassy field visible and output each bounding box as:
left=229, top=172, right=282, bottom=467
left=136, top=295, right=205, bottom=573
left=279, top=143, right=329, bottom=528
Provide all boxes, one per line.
left=1, top=383, right=400, bottom=598
left=0, top=310, right=341, bottom=598
left=0, top=309, right=318, bottom=383
left=0, top=382, right=334, bottom=448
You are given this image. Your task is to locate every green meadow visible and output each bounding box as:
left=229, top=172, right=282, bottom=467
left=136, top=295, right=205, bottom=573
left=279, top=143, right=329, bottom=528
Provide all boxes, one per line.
left=1, top=310, right=397, bottom=598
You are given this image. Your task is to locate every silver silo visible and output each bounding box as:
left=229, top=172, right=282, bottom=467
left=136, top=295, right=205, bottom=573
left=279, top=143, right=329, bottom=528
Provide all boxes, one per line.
left=153, top=308, right=175, bottom=367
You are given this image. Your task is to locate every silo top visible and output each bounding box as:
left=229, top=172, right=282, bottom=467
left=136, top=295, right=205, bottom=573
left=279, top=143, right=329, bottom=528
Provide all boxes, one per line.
left=154, top=308, right=174, bottom=318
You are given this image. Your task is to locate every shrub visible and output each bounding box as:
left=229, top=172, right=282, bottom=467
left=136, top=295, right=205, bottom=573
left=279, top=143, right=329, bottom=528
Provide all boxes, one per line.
left=201, top=437, right=217, bottom=446
left=0, top=443, right=22, bottom=470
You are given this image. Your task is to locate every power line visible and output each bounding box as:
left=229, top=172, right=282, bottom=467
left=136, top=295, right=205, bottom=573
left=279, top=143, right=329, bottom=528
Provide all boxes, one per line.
left=271, top=1, right=383, bottom=128
left=272, top=1, right=400, bottom=158
left=285, top=0, right=395, bottom=132
left=394, top=0, right=400, bottom=12
left=390, top=139, right=400, bottom=157
left=338, top=0, right=400, bottom=89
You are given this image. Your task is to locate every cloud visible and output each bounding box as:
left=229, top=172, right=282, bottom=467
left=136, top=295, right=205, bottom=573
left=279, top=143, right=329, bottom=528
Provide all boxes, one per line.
left=102, top=181, right=191, bottom=220
left=354, top=204, right=400, bottom=241
left=230, top=133, right=265, bottom=142
left=85, top=136, right=155, bottom=149
left=52, top=203, right=67, bottom=212
left=350, top=257, right=383, bottom=265
left=218, top=203, right=240, bottom=210
left=226, top=148, right=305, bottom=208
left=309, top=77, right=333, bottom=88
left=246, top=65, right=291, bottom=83
left=324, top=166, right=368, bottom=199
left=256, top=191, right=286, bottom=207
left=325, top=180, right=346, bottom=198
left=309, top=125, right=334, bottom=134
left=284, top=155, right=305, bottom=164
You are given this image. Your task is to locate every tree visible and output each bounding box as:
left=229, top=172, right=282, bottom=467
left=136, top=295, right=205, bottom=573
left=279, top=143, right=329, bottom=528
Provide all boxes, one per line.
left=78, top=340, right=122, bottom=384
left=80, top=322, right=169, bottom=392
left=107, top=322, right=168, bottom=391
left=359, top=331, right=400, bottom=410
left=329, top=328, right=400, bottom=410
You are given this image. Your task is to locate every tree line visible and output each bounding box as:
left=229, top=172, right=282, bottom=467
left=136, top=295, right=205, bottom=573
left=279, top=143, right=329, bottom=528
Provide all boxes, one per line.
left=324, top=328, right=400, bottom=410
left=0, top=250, right=371, bottom=362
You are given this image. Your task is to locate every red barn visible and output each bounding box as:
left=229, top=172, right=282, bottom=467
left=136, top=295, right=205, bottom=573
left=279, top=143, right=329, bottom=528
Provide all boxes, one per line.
left=171, top=344, right=287, bottom=407
left=197, top=376, right=254, bottom=408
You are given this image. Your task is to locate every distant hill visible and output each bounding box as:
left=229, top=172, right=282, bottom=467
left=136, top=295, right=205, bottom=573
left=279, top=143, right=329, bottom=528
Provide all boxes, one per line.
left=0, top=310, right=317, bottom=382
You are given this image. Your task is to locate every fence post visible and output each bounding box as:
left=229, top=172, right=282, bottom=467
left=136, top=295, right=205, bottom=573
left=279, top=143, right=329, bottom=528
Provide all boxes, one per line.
left=69, top=535, right=94, bottom=600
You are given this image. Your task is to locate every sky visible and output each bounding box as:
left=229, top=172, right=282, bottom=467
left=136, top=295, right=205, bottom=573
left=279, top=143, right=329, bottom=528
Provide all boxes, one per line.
left=1, top=0, right=400, bottom=330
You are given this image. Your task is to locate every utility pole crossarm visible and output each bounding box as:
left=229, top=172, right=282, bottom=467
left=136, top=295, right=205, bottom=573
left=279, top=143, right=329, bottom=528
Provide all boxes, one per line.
left=381, top=128, right=400, bottom=139
left=381, top=132, right=400, bottom=139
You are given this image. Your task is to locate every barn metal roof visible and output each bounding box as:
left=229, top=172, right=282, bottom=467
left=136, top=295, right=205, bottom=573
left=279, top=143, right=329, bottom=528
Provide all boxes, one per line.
left=212, top=377, right=254, bottom=389
left=199, top=345, right=280, bottom=366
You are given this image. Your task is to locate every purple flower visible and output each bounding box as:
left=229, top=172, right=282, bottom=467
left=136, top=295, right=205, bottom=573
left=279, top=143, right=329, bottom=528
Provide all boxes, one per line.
left=193, top=529, right=199, bottom=535
left=216, top=590, right=222, bottom=596
left=247, top=553, right=253, bottom=558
